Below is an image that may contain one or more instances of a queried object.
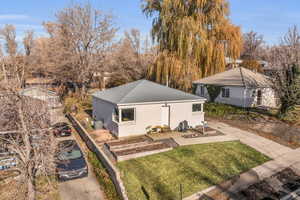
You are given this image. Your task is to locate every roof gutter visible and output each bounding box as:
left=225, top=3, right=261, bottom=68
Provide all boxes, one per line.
left=117, top=99, right=207, bottom=107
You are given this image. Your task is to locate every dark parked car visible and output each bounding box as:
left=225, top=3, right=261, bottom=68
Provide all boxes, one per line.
left=52, top=122, right=72, bottom=137
left=56, top=140, right=88, bottom=181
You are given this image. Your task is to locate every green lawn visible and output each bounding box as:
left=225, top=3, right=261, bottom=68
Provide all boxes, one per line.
left=117, top=141, right=270, bottom=200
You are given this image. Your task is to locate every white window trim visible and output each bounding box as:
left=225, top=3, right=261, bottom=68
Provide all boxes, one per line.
left=112, top=114, right=118, bottom=124
left=221, top=88, right=230, bottom=98
left=112, top=108, right=120, bottom=124
left=113, top=107, right=136, bottom=124
left=192, top=103, right=203, bottom=113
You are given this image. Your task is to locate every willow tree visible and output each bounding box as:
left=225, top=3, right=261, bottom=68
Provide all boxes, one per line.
left=143, top=0, right=243, bottom=90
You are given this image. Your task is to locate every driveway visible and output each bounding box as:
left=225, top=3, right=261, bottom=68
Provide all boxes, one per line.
left=57, top=133, right=105, bottom=200
left=54, top=109, right=105, bottom=200
left=58, top=162, right=105, bottom=200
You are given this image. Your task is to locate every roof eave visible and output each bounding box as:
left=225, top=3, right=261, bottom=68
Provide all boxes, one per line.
left=117, top=98, right=207, bottom=106
left=193, top=82, right=245, bottom=87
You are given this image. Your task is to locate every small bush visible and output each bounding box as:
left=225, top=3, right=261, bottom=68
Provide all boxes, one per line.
left=63, top=94, right=92, bottom=114
left=204, top=103, right=264, bottom=121
left=88, top=152, right=121, bottom=200
left=205, top=103, right=246, bottom=117
left=279, top=105, right=300, bottom=125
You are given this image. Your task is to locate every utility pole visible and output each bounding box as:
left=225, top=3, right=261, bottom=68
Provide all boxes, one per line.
left=166, top=73, right=169, bottom=87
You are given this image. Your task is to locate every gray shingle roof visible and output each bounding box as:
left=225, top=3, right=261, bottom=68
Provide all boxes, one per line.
left=92, top=80, right=205, bottom=104
left=193, top=67, right=273, bottom=88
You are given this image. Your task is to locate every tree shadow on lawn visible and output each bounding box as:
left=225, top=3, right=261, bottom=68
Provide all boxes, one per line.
left=125, top=159, right=178, bottom=200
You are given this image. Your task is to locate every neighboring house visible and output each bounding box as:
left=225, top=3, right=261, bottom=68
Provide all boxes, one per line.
left=193, top=67, right=279, bottom=108
left=20, top=87, right=62, bottom=108
left=92, top=80, right=206, bottom=138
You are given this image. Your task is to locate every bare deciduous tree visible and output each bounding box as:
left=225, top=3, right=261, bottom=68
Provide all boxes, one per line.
left=242, top=31, right=265, bottom=60
left=42, top=3, right=117, bottom=93
left=267, top=26, right=300, bottom=114
left=0, top=68, right=57, bottom=200
left=23, top=30, right=35, bottom=56
left=106, top=29, right=156, bottom=88
left=0, top=24, right=18, bottom=57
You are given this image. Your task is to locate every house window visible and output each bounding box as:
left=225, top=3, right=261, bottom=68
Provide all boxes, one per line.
left=121, top=108, right=135, bottom=122
left=192, top=104, right=202, bottom=112
left=252, top=90, right=256, bottom=98
left=199, top=85, right=205, bottom=97
left=221, top=88, right=230, bottom=98
left=113, top=108, right=119, bottom=122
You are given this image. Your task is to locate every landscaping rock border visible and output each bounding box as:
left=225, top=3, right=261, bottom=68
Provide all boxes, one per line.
left=113, top=147, right=172, bottom=162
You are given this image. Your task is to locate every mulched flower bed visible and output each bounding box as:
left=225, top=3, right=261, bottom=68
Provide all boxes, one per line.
left=194, top=127, right=216, bottom=132
left=156, top=138, right=179, bottom=148
left=113, top=142, right=170, bottom=156
left=106, top=136, right=151, bottom=147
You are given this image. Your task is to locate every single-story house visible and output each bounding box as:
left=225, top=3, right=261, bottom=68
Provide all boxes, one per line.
left=193, top=67, right=279, bottom=108
left=20, top=87, right=62, bottom=108
left=92, top=80, right=206, bottom=138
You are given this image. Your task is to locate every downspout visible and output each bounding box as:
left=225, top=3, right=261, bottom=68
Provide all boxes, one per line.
left=239, top=67, right=247, bottom=108
left=243, top=87, right=247, bottom=108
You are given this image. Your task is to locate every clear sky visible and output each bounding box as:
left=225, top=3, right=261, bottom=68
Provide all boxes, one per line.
left=0, top=0, right=300, bottom=44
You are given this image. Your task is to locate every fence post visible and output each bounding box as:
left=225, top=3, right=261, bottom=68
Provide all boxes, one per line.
left=180, top=184, right=183, bottom=200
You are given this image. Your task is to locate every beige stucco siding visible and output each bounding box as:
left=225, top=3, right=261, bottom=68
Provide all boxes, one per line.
left=169, top=102, right=204, bottom=129
left=93, top=98, right=205, bottom=138
left=117, top=101, right=205, bottom=137
left=117, top=103, right=162, bottom=137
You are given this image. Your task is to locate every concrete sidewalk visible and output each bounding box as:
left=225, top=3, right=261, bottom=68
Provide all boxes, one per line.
left=208, top=121, right=293, bottom=159
left=228, top=148, right=300, bottom=193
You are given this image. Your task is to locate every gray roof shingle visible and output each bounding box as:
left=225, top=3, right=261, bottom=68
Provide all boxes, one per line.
left=92, top=80, right=205, bottom=104
left=193, top=67, right=273, bottom=88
